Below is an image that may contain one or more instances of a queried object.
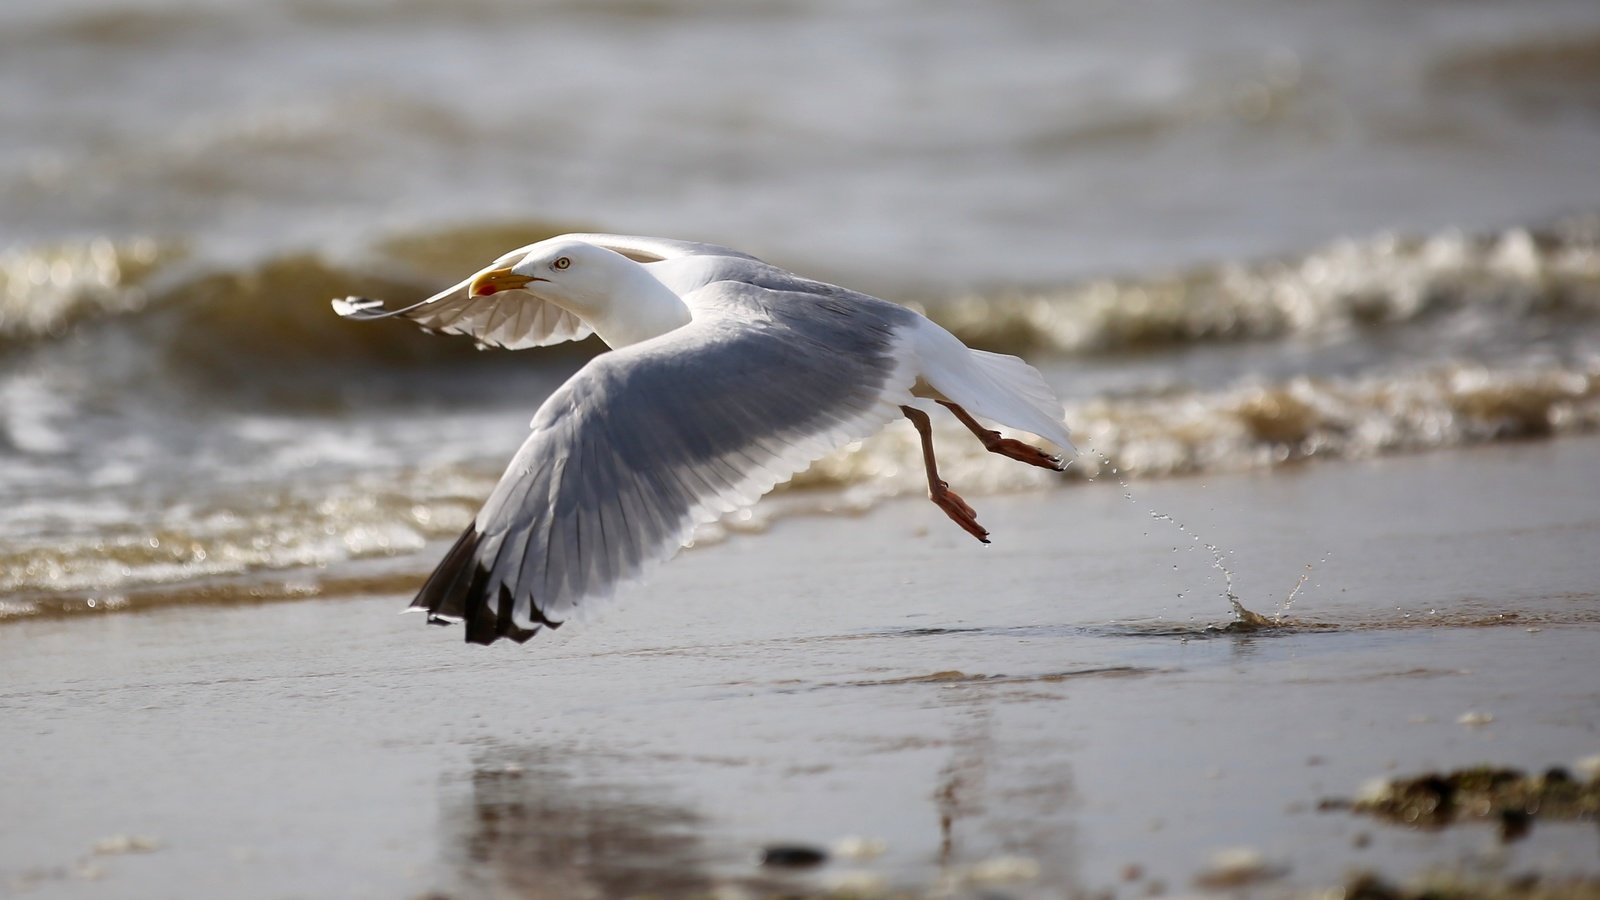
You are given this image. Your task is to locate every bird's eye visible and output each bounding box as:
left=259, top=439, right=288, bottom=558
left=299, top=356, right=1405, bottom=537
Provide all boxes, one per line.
left=553, top=256, right=571, bottom=270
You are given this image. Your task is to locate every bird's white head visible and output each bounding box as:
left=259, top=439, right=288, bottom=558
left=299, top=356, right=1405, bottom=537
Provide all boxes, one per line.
left=468, top=240, right=621, bottom=307
left=467, top=239, right=690, bottom=348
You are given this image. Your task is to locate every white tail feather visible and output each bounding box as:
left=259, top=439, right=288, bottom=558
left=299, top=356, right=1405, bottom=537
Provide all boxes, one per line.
left=910, top=320, right=1076, bottom=454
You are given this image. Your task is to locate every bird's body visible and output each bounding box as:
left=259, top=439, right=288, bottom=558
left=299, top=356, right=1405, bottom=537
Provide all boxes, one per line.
left=334, top=234, right=1073, bottom=644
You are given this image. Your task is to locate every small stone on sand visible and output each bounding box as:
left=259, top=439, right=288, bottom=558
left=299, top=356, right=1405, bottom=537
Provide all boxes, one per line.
left=1194, top=847, right=1283, bottom=889
left=1574, top=754, right=1600, bottom=780
left=91, top=835, right=161, bottom=855
left=758, top=844, right=828, bottom=868
left=832, top=835, right=887, bottom=860
left=964, top=854, right=1041, bottom=885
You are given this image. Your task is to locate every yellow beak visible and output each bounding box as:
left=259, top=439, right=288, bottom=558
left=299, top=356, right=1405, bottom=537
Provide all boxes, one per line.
left=468, top=267, right=536, bottom=297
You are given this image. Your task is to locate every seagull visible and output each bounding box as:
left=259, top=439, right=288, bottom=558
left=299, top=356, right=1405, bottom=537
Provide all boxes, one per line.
left=333, top=234, right=1073, bottom=645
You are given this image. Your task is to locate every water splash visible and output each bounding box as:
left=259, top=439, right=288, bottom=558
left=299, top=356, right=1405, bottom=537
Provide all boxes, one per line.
left=1277, top=554, right=1329, bottom=621
left=1082, top=450, right=1344, bottom=632
left=1224, top=553, right=1334, bottom=630
left=1088, top=450, right=1240, bottom=616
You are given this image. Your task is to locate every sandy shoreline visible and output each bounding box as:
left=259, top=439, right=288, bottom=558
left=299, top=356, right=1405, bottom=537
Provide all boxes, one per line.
left=3, top=438, right=1599, bottom=898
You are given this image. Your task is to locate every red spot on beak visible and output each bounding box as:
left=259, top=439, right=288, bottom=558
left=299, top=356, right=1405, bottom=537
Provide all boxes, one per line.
left=477, top=284, right=498, bottom=296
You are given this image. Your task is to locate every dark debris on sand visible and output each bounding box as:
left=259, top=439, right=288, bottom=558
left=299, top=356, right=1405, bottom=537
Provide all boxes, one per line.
left=1339, top=871, right=1600, bottom=900
left=1321, top=765, right=1600, bottom=840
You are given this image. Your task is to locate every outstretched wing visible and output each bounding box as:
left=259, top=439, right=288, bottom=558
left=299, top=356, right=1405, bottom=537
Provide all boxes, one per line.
left=411, top=280, right=919, bottom=644
left=330, top=233, right=754, bottom=349
left=331, top=275, right=593, bottom=350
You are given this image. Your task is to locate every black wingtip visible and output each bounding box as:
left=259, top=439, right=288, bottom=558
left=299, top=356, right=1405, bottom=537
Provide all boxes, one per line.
left=410, top=525, right=546, bottom=646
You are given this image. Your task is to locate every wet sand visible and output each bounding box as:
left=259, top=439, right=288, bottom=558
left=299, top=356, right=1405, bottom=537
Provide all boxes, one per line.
left=3, top=439, right=1599, bottom=898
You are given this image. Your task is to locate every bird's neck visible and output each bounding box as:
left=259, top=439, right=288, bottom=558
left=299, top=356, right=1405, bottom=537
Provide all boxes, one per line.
left=565, top=262, right=693, bottom=349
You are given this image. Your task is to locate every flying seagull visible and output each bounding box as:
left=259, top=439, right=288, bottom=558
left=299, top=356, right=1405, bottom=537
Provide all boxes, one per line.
left=332, top=234, right=1073, bottom=645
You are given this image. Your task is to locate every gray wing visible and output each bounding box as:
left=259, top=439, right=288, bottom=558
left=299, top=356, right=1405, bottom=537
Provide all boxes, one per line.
left=331, top=275, right=593, bottom=350
left=410, top=280, right=919, bottom=644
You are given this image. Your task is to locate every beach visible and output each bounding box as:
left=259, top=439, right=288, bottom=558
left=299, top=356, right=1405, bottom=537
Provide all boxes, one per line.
left=4, top=0, right=1600, bottom=895
left=5, top=437, right=1598, bottom=898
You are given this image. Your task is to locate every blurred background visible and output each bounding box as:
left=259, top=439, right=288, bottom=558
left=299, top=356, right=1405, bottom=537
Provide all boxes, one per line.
left=2, top=0, right=1599, bottom=619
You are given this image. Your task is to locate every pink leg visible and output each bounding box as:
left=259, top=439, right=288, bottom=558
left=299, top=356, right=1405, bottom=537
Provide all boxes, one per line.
left=937, top=401, right=1066, bottom=471
left=901, top=405, right=990, bottom=544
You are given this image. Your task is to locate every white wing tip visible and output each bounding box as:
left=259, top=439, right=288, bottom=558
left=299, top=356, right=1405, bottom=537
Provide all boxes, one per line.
left=331, top=296, right=385, bottom=318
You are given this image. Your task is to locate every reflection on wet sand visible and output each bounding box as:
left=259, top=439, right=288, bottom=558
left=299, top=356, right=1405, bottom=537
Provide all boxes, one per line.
left=933, top=692, right=992, bottom=869
left=439, top=747, right=716, bottom=899
left=433, top=675, right=1091, bottom=898
left=927, top=681, right=1080, bottom=894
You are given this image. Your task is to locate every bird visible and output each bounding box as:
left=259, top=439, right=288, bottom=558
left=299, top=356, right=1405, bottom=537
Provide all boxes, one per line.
left=332, top=234, right=1074, bottom=645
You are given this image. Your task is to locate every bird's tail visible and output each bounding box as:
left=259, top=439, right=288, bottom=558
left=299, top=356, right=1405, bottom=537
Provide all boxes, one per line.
left=910, top=319, right=1075, bottom=454
left=409, top=525, right=540, bottom=645
left=964, top=349, right=1076, bottom=453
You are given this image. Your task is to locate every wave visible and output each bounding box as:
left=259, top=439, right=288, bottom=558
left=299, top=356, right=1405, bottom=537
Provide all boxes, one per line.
left=0, top=237, right=178, bottom=343
left=3, top=216, right=1597, bottom=384
left=934, top=215, right=1600, bottom=355
left=0, top=223, right=599, bottom=409
left=0, top=463, right=494, bottom=621
left=4, top=353, right=1595, bottom=623
left=1429, top=29, right=1600, bottom=115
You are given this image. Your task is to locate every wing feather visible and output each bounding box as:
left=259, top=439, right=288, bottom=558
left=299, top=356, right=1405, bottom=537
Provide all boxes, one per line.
left=410, top=280, right=918, bottom=643
left=330, top=232, right=758, bottom=350
left=332, top=276, right=595, bottom=350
